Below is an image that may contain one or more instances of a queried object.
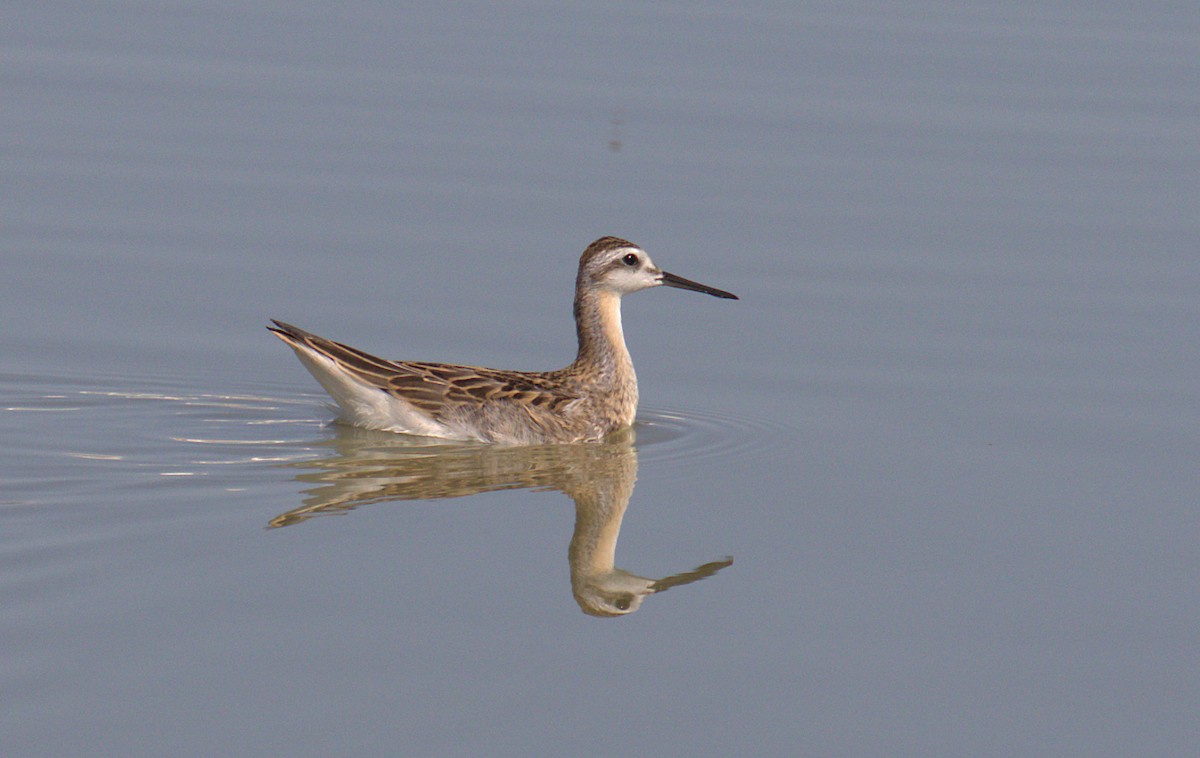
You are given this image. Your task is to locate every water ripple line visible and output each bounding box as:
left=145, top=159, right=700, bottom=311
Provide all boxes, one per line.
left=633, top=406, right=797, bottom=468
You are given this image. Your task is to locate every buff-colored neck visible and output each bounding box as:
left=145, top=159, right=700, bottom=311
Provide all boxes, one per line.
left=570, top=288, right=635, bottom=384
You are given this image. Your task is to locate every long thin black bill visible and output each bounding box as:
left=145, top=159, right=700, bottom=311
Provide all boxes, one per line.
left=659, top=270, right=739, bottom=300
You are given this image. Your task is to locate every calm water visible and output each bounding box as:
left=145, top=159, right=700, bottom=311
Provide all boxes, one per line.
left=4, top=3, right=1198, bottom=755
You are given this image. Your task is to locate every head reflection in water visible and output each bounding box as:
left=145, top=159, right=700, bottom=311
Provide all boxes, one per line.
left=561, top=443, right=732, bottom=616
left=270, top=426, right=732, bottom=617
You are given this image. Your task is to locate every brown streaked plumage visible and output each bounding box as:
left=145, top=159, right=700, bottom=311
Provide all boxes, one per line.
left=269, top=236, right=737, bottom=444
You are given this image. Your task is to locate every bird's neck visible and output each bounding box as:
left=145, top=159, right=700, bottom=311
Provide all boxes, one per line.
left=572, top=288, right=635, bottom=385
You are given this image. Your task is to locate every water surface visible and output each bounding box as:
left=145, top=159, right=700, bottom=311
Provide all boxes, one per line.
left=3, top=2, right=1197, bottom=755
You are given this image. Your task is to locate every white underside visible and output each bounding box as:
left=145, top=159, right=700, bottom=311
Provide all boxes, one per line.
left=288, top=344, right=468, bottom=439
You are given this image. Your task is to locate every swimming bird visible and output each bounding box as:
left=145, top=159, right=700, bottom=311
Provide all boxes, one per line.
left=269, top=236, right=737, bottom=444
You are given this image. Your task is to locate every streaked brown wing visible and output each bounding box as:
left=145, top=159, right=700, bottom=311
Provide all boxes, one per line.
left=385, top=362, right=580, bottom=416
left=268, top=320, right=578, bottom=418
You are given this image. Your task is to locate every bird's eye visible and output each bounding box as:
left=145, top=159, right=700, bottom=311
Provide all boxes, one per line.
left=622, top=253, right=639, bottom=267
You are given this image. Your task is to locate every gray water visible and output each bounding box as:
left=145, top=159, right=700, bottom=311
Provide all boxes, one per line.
left=4, top=3, right=1198, bottom=756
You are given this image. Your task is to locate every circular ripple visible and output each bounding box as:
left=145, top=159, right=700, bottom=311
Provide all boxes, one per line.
left=633, top=405, right=797, bottom=468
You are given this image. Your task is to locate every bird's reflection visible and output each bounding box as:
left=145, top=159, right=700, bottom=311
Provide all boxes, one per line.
left=271, top=425, right=731, bottom=617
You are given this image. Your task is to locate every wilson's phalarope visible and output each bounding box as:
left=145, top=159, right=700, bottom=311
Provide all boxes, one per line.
left=269, top=236, right=737, bottom=444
